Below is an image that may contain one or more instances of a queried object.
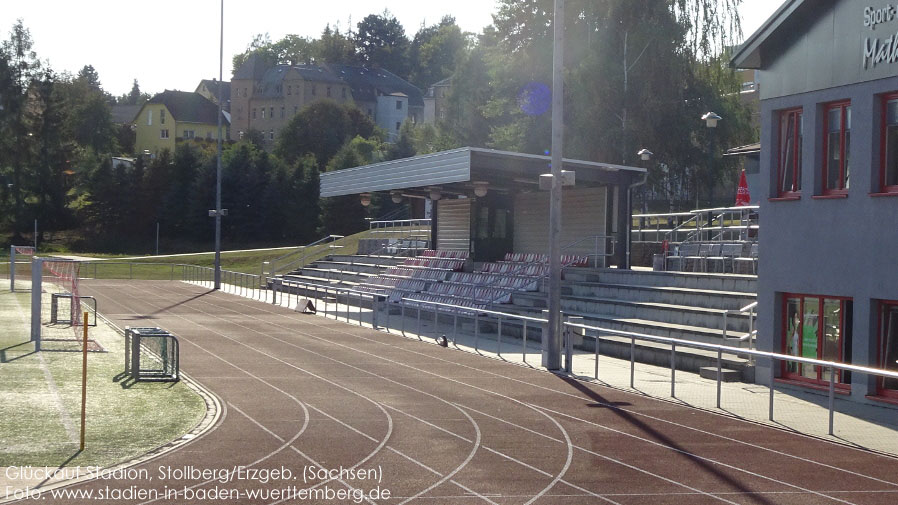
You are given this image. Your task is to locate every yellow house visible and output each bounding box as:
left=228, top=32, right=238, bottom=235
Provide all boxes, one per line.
left=134, top=90, right=230, bottom=155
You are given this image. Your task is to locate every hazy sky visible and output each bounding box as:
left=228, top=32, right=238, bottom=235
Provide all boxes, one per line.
left=1, top=0, right=784, bottom=97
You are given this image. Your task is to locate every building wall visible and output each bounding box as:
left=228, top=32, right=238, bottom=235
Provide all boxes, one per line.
left=135, top=104, right=175, bottom=154
left=174, top=121, right=225, bottom=142
left=757, top=74, right=898, bottom=398
left=759, top=0, right=898, bottom=100
left=376, top=95, right=409, bottom=141
left=513, top=187, right=607, bottom=257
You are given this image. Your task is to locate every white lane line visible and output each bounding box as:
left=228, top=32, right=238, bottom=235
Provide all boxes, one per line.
left=521, top=402, right=573, bottom=505
left=184, top=288, right=868, bottom=505
left=154, top=285, right=712, bottom=505
left=397, top=405, right=482, bottom=505
left=93, top=283, right=496, bottom=505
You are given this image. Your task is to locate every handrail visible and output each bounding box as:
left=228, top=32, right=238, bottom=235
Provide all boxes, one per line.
left=265, top=234, right=345, bottom=278
left=560, top=234, right=616, bottom=269
left=722, top=300, right=758, bottom=354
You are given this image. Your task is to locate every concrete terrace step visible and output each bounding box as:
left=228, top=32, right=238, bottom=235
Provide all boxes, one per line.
left=513, top=292, right=751, bottom=333
left=311, top=260, right=393, bottom=275
left=561, top=282, right=756, bottom=311
left=294, top=267, right=375, bottom=283
left=328, top=254, right=408, bottom=267
left=565, top=268, right=757, bottom=293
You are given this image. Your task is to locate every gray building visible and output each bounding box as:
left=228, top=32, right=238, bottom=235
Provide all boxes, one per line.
left=732, top=0, right=898, bottom=401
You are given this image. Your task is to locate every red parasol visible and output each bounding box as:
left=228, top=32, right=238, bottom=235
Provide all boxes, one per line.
left=735, top=169, right=751, bottom=206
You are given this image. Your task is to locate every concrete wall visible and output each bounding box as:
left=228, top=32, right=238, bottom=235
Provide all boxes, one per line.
left=757, top=74, right=898, bottom=399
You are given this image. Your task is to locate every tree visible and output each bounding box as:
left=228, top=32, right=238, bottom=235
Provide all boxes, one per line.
left=312, top=25, right=357, bottom=64
left=275, top=100, right=377, bottom=168
left=232, top=33, right=278, bottom=75
left=408, top=16, right=468, bottom=89
left=355, top=12, right=410, bottom=76
left=321, top=136, right=385, bottom=235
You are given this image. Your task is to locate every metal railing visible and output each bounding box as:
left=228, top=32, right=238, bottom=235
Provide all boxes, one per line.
left=560, top=234, right=616, bottom=268
left=263, top=235, right=345, bottom=278
left=633, top=206, right=759, bottom=244
left=722, top=301, right=757, bottom=352
left=362, top=219, right=432, bottom=256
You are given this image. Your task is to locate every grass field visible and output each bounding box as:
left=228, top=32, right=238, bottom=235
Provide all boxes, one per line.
left=0, top=286, right=207, bottom=468
left=0, top=226, right=404, bottom=279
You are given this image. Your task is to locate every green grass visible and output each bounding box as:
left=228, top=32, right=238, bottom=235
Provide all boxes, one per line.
left=0, top=287, right=207, bottom=468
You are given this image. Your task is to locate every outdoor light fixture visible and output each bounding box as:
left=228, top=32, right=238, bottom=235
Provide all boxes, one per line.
left=637, top=148, right=653, bottom=161
left=429, top=187, right=442, bottom=201
left=390, top=191, right=403, bottom=204
left=359, top=193, right=372, bottom=207
left=702, top=112, right=722, bottom=128
left=473, top=181, right=489, bottom=198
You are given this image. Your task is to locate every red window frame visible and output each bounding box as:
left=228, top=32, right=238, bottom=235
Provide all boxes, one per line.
left=781, top=293, right=852, bottom=387
left=877, top=300, right=898, bottom=398
left=880, top=93, right=898, bottom=193
left=822, top=101, right=851, bottom=195
left=778, top=108, right=803, bottom=197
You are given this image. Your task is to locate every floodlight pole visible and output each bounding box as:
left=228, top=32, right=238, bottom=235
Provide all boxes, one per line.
left=213, top=0, right=224, bottom=290
left=544, top=0, right=565, bottom=371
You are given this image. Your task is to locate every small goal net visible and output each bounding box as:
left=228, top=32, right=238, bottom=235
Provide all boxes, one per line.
left=32, top=258, right=103, bottom=353
left=9, top=245, right=35, bottom=292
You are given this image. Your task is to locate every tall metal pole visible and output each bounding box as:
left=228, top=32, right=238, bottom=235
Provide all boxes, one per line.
left=214, top=0, right=224, bottom=290
left=544, top=0, right=565, bottom=371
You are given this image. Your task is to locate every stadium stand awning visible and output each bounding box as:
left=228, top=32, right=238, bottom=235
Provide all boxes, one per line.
left=320, top=147, right=646, bottom=198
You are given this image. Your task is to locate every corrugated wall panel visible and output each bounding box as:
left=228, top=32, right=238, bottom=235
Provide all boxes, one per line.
left=436, top=199, right=471, bottom=251
left=320, top=148, right=471, bottom=197
left=513, top=187, right=607, bottom=257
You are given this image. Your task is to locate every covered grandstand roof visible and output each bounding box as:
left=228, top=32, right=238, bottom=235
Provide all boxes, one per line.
left=320, top=147, right=646, bottom=198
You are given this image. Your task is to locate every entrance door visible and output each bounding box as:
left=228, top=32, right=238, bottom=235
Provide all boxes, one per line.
left=472, top=193, right=513, bottom=262
left=879, top=302, right=898, bottom=397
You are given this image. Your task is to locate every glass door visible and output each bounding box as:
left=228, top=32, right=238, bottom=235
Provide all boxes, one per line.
left=880, top=303, right=898, bottom=397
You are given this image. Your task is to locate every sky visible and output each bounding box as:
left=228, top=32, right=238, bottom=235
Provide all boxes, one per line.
left=0, top=0, right=784, bottom=97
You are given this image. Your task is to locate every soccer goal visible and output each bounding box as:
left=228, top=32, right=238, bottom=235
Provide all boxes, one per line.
left=30, top=257, right=101, bottom=352
left=124, top=327, right=180, bottom=382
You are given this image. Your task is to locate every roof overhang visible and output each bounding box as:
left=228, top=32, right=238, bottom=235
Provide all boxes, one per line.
left=319, top=147, right=646, bottom=198
left=730, top=0, right=805, bottom=69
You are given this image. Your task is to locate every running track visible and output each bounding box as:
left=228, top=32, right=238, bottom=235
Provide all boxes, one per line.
left=43, top=280, right=898, bottom=504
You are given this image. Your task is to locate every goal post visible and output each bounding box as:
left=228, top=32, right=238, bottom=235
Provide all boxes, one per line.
left=31, top=257, right=87, bottom=351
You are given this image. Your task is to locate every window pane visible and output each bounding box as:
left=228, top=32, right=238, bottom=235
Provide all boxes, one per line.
left=887, top=125, right=898, bottom=186
left=822, top=299, right=842, bottom=381
left=827, top=131, right=841, bottom=190
left=780, top=115, right=795, bottom=193
left=883, top=306, right=898, bottom=391
left=844, top=130, right=850, bottom=189
left=828, top=108, right=841, bottom=133
left=802, top=298, right=820, bottom=379
left=786, top=298, right=801, bottom=374
left=888, top=99, right=898, bottom=125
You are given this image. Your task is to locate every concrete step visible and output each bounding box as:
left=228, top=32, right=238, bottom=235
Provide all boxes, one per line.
left=312, top=260, right=390, bottom=275
left=328, top=254, right=408, bottom=266
left=512, top=293, right=751, bottom=333
left=561, top=282, right=756, bottom=311
left=294, top=267, right=374, bottom=283
left=699, top=367, right=743, bottom=382
left=564, top=268, right=757, bottom=293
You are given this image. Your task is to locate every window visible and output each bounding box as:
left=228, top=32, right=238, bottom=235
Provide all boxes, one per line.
left=823, top=101, right=851, bottom=194
left=236, top=107, right=242, bottom=120
left=160, top=129, right=168, bottom=139
left=367, top=108, right=372, bottom=117
left=269, top=129, right=274, bottom=141
left=878, top=301, right=898, bottom=397
left=778, top=109, right=802, bottom=196
left=783, top=294, right=853, bottom=386
left=147, top=110, right=152, bottom=126
left=261, top=108, right=265, bottom=119
left=294, top=106, right=298, bottom=115
left=253, top=108, right=257, bottom=119
left=239, top=131, right=245, bottom=140
left=160, top=109, right=166, bottom=125
left=280, top=107, right=285, bottom=119
left=327, top=86, right=331, bottom=97
left=396, top=100, right=403, bottom=110
left=243, top=88, right=247, bottom=97
left=183, top=130, right=195, bottom=139
left=270, top=107, right=274, bottom=119
left=288, top=85, right=292, bottom=95
left=396, top=122, right=401, bottom=131
left=880, top=93, right=898, bottom=192
left=206, top=131, right=212, bottom=140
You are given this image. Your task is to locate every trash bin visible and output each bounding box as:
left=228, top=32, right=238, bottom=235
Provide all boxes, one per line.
left=652, top=253, right=666, bottom=271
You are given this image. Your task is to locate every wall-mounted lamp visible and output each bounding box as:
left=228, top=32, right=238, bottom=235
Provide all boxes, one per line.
left=360, top=192, right=372, bottom=207
left=429, top=187, right=442, bottom=201
left=637, top=148, right=653, bottom=161
left=473, top=181, right=489, bottom=198
left=391, top=191, right=403, bottom=204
